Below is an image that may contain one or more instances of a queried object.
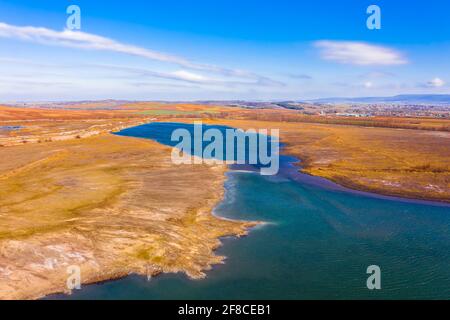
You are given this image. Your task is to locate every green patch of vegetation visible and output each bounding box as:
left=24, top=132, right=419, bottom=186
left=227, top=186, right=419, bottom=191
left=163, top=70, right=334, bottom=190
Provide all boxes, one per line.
left=136, top=109, right=217, bottom=116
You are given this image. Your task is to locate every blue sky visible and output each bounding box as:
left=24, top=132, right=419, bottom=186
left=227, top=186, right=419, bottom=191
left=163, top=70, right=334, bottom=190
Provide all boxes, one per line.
left=0, top=0, right=449, bottom=101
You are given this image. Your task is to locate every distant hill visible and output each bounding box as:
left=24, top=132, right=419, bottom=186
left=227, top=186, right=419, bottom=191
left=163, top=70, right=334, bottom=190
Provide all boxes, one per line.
left=307, top=94, right=450, bottom=105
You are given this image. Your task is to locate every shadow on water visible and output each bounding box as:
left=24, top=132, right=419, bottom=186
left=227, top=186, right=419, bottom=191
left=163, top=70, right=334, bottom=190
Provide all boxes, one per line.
left=47, top=122, right=450, bottom=300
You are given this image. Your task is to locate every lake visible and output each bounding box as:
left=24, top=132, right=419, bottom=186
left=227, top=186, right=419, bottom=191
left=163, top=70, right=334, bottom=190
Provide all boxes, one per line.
left=48, top=122, right=450, bottom=300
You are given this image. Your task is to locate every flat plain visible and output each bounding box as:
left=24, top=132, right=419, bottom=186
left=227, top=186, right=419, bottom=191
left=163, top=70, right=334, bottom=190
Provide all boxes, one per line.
left=0, top=102, right=448, bottom=299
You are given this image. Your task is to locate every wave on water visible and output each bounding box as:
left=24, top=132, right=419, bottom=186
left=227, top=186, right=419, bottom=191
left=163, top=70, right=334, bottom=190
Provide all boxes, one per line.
left=229, top=169, right=257, bottom=174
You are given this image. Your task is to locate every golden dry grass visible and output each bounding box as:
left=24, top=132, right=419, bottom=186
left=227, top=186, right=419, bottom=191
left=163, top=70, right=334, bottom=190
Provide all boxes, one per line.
left=0, top=133, right=255, bottom=299
left=203, top=118, right=450, bottom=202
left=0, top=103, right=448, bottom=299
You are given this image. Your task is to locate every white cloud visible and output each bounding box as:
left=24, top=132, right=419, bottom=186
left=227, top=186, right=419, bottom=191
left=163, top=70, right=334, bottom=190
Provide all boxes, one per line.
left=0, top=22, right=187, bottom=63
left=0, top=22, right=279, bottom=84
left=88, top=64, right=282, bottom=87
left=172, top=70, right=207, bottom=82
left=315, top=41, right=407, bottom=66
left=427, top=77, right=445, bottom=87
left=364, top=81, right=374, bottom=88
left=0, top=55, right=283, bottom=99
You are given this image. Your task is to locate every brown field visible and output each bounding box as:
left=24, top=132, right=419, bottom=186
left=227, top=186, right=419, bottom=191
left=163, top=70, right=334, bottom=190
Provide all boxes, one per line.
left=211, top=108, right=450, bottom=131
left=0, top=103, right=448, bottom=299
left=0, top=103, right=234, bottom=147
left=0, top=133, right=255, bottom=299
left=0, top=105, right=138, bottom=121
left=202, top=118, right=450, bottom=202
left=1, top=103, right=448, bottom=203
left=0, top=104, right=258, bottom=299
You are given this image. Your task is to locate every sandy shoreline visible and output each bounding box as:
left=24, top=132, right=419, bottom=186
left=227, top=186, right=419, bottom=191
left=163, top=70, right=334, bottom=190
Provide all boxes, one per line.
left=0, top=131, right=257, bottom=300
left=39, top=179, right=255, bottom=301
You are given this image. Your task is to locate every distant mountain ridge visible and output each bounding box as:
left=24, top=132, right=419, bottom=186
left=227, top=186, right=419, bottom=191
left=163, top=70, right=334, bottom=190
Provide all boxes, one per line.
left=4, top=94, right=450, bottom=108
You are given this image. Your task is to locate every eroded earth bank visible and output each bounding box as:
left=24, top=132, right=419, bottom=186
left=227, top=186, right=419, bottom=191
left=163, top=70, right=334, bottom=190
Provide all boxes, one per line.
left=0, top=133, right=255, bottom=299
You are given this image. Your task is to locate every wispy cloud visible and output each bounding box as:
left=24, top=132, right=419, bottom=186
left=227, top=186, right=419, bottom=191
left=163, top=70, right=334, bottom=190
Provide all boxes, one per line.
left=172, top=70, right=208, bottom=82
left=0, top=22, right=188, bottom=62
left=0, top=22, right=281, bottom=85
left=0, top=54, right=285, bottom=91
left=315, top=41, right=407, bottom=66
left=287, top=73, right=313, bottom=80
left=96, top=64, right=284, bottom=87
left=359, top=71, right=396, bottom=79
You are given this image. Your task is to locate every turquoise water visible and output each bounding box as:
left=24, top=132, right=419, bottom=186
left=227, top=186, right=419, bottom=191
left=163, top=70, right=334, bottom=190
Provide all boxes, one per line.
left=49, top=122, right=450, bottom=300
